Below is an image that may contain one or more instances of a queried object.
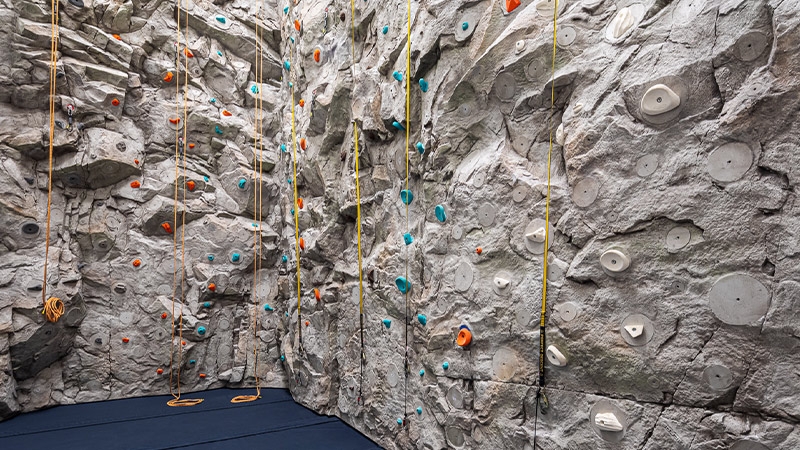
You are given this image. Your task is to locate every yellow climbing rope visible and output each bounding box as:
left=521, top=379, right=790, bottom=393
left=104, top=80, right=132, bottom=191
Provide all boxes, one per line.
left=348, top=0, right=366, bottom=399
left=232, top=0, right=265, bottom=404
left=168, top=0, right=203, bottom=407
left=42, top=0, right=60, bottom=324
left=402, top=0, right=411, bottom=421
left=289, top=39, right=303, bottom=351
left=42, top=297, right=64, bottom=323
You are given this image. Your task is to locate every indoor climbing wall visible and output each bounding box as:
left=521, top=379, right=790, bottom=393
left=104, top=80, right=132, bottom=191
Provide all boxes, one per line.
left=1, top=0, right=800, bottom=449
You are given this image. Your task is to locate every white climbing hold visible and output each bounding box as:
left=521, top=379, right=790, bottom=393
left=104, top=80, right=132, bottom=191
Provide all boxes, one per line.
left=594, top=412, right=624, bottom=432
left=515, top=40, right=526, bottom=54
left=640, top=84, right=682, bottom=115
left=600, top=249, right=630, bottom=273
left=623, top=323, right=643, bottom=338
left=526, top=226, right=547, bottom=243
left=610, top=7, right=635, bottom=39
left=493, top=275, right=510, bottom=290
left=573, top=102, right=584, bottom=114
left=535, top=0, right=557, bottom=18
left=545, top=345, right=567, bottom=366
left=556, top=123, right=565, bottom=145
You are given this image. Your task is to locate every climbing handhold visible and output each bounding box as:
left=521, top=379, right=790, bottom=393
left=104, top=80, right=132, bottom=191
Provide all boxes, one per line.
left=283, top=6, right=288, bottom=14
left=231, top=253, right=240, bottom=262
left=400, top=189, right=413, bottom=205
left=161, top=222, right=173, bottom=233
left=215, top=125, right=222, bottom=134
left=526, top=226, right=547, bottom=243
left=282, top=255, right=288, bottom=262
left=181, top=341, right=186, bottom=346
left=383, top=319, right=391, bottom=328
left=641, top=84, right=681, bottom=116
left=314, top=49, right=320, bottom=62
left=199, top=374, right=206, bottom=378
left=416, top=407, right=422, bottom=415
left=264, top=304, right=273, bottom=311
left=186, top=180, right=196, bottom=191
left=208, top=283, right=216, bottom=292
left=251, top=85, right=259, bottom=94
left=506, top=0, right=521, bottom=13
left=392, top=71, right=403, bottom=82
left=298, top=198, right=304, bottom=209
left=122, top=337, right=130, bottom=343
left=208, top=255, right=214, bottom=261
left=281, top=355, right=285, bottom=361
left=130, top=180, right=141, bottom=188
left=462, top=22, right=469, bottom=31
left=442, top=362, right=449, bottom=370
left=134, top=159, right=140, bottom=165
left=210, top=98, right=216, bottom=103
left=382, top=26, right=389, bottom=34
left=216, top=16, right=226, bottom=24
left=203, top=302, right=211, bottom=308
left=434, top=205, right=446, bottom=222
left=418, top=314, right=426, bottom=325
left=416, top=142, right=424, bottom=154
left=197, top=326, right=206, bottom=335
left=169, top=118, right=180, bottom=124
left=305, top=321, right=310, bottom=326
left=594, top=412, right=624, bottom=432
left=284, top=61, right=291, bottom=71
left=419, top=369, right=425, bottom=376
left=291, top=208, right=295, bottom=216
left=188, top=143, right=195, bottom=149
left=184, top=48, right=194, bottom=58
left=392, top=121, right=404, bottom=130
left=600, top=249, right=630, bottom=273
left=314, top=289, right=320, bottom=301
left=157, top=368, right=163, bottom=374
left=299, top=99, right=305, bottom=107
left=299, top=237, right=306, bottom=251
left=476, top=247, right=482, bottom=255
left=404, top=233, right=413, bottom=245
left=190, top=359, right=196, bottom=364
left=608, top=6, right=637, bottom=40
left=223, top=110, right=232, bottom=116
left=281, top=144, right=287, bottom=152
left=111, top=98, right=120, bottom=106
left=295, top=20, right=301, bottom=31
left=419, top=79, right=428, bottom=92
left=132, top=259, right=141, bottom=267
left=397, top=418, right=403, bottom=425
left=217, top=50, right=222, bottom=56
left=238, top=178, right=247, bottom=189
left=623, top=323, right=644, bottom=338
left=457, top=326, right=471, bottom=347
left=546, top=345, right=567, bottom=366
left=300, top=138, right=306, bottom=150
left=112, top=34, right=121, bottom=40
left=164, top=72, right=174, bottom=82
left=161, top=312, right=168, bottom=319
left=395, top=277, right=410, bottom=294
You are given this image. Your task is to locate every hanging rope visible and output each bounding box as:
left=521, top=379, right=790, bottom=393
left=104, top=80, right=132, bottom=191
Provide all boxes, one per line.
left=348, top=0, right=367, bottom=403
left=232, top=0, right=265, bottom=404
left=168, top=0, right=203, bottom=407
left=42, top=0, right=60, bottom=325
left=289, top=35, right=303, bottom=352
left=402, top=0, right=411, bottom=424
left=42, top=297, right=64, bottom=323
left=533, top=0, right=559, bottom=444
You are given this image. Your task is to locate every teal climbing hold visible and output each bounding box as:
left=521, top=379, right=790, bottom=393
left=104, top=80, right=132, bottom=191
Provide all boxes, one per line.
left=403, top=232, right=413, bottom=245
left=251, top=85, right=259, bottom=94
left=435, top=204, right=446, bottom=222
left=216, top=16, right=226, bottom=24
left=238, top=178, right=247, bottom=189
left=190, top=359, right=196, bottom=364
left=443, top=362, right=449, bottom=370
left=197, top=326, right=206, bottom=335
left=290, top=37, right=295, bottom=43
left=203, top=176, right=209, bottom=182
left=264, top=304, right=274, bottom=311
left=416, top=142, right=424, bottom=154
left=382, top=26, right=388, bottom=34
left=416, top=407, right=422, bottom=415
left=282, top=255, right=288, bottom=262
left=284, top=6, right=288, bottom=14
left=291, top=208, right=295, bottom=216
left=383, top=319, right=391, bottom=328
left=203, top=302, right=210, bottom=308
left=285, top=312, right=289, bottom=316
left=392, top=71, right=402, bottom=82
left=281, top=144, right=286, bottom=152
left=289, top=82, right=293, bottom=87
left=252, top=223, right=257, bottom=227
left=288, top=178, right=292, bottom=184
left=392, top=121, right=404, bottom=130
left=231, top=253, right=240, bottom=262
left=281, top=355, right=285, bottom=361
left=417, top=314, right=426, bottom=325
left=462, top=22, right=469, bottom=31
left=207, top=254, right=214, bottom=261
left=215, top=125, right=223, bottom=134
left=419, top=78, right=428, bottom=92
left=217, top=50, right=222, bottom=56
left=396, top=418, right=403, bottom=425
left=419, top=369, right=424, bottom=376
left=400, top=189, right=413, bottom=205
left=284, top=61, right=291, bottom=71
left=210, top=98, right=216, bottom=103
left=395, top=276, right=410, bottom=293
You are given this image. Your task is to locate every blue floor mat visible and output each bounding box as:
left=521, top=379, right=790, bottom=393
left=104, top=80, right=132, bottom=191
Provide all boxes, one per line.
left=0, top=388, right=381, bottom=450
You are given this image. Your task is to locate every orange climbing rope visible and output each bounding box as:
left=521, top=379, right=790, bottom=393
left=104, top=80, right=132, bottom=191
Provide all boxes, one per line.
left=168, top=0, right=203, bottom=408
left=232, top=0, right=266, bottom=404
left=402, top=0, right=411, bottom=423
left=289, top=29, right=303, bottom=352
left=42, top=297, right=64, bottom=323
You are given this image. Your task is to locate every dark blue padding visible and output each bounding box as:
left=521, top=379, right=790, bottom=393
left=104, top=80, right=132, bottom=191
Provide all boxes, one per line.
left=0, top=388, right=381, bottom=450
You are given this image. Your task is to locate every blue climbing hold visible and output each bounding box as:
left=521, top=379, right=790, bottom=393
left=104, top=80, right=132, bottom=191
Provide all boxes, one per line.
left=290, top=37, right=294, bottom=43
left=217, top=50, right=222, bottom=56
left=395, top=276, right=410, bottom=293
left=190, top=359, right=196, bottom=364
left=396, top=418, right=403, bottom=425
left=416, top=142, right=424, bottom=154
left=417, top=314, right=426, bottom=325
left=392, top=71, right=402, bottom=82
left=419, top=369, right=425, bottom=376
left=289, top=82, right=293, bottom=88
left=215, top=125, right=222, bottom=134
left=231, top=253, right=240, bottom=262
left=197, top=326, right=206, bottom=335
left=281, top=355, right=285, bottom=361
left=382, top=26, right=388, bottom=34
left=291, top=208, right=295, bottom=216
left=252, top=223, right=257, bottom=227
left=392, top=121, right=404, bottom=130
left=203, top=176, right=209, bottom=182
left=203, top=302, right=210, bottom=308
left=400, top=189, right=413, bottom=205
left=215, top=16, right=226, bottom=24
left=383, top=319, right=391, bottom=328
left=288, top=178, right=292, bottom=184
left=403, top=233, right=413, bottom=245
left=210, top=98, right=216, bottom=103
left=238, top=178, right=247, bottom=189
left=251, top=85, right=259, bottom=94
left=285, top=312, right=289, bottom=316
left=282, top=255, right=288, bottom=262
left=435, top=204, right=446, bottom=222
left=284, top=6, right=288, bottom=14
left=442, top=362, right=449, bottom=370
left=207, top=254, right=214, bottom=261
left=264, top=304, right=274, bottom=311
left=284, top=61, right=291, bottom=71
left=462, top=22, right=469, bottom=31
left=281, top=144, right=286, bottom=152
left=416, top=407, right=422, bottom=415
left=419, top=78, right=428, bottom=92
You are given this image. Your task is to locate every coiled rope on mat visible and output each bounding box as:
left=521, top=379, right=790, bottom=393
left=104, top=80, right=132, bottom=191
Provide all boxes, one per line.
left=42, top=0, right=60, bottom=323
left=232, top=0, right=266, bottom=404
left=289, top=33, right=303, bottom=353
left=348, top=0, right=367, bottom=403
left=402, top=0, right=411, bottom=423
left=533, top=0, right=559, bottom=444
left=168, top=0, right=203, bottom=407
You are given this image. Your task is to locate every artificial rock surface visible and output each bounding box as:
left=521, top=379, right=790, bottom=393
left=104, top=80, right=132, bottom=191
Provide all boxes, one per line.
left=1, top=0, right=799, bottom=449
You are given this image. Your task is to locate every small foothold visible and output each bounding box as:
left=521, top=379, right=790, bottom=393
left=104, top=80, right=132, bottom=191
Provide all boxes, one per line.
left=169, top=118, right=180, bottom=124
left=208, top=255, right=214, bottom=261
left=476, top=247, right=482, bottom=255
left=281, top=355, right=285, bottom=361
left=299, top=237, right=306, bottom=251
left=392, top=71, right=403, bottom=82
left=134, top=159, right=140, bottom=165
left=216, top=16, right=226, bottom=24
left=208, top=283, right=216, bottom=292
left=392, top=121, right=405, bottom=130
left=111, top=98, right=120, bottom=106
left=223, top=110, right=232, bottom=116
left=264, top=304, right=273, bottom=311
left=419, top=79, right=428, bottom=92
left=305, top=321, right=310, bottom=326
left=395, top=277, right=410, bottom=293
left=382, top=26, right=389, bottom=34
left=113, top=34, right=121, bottom=40
left=383, top=319, right=392, bottom=328
left=515, top=40, right=526, bottom=53
left=292, top=208, right=296, bottom=214
left=314, top=288, right=321, bottom=301
left=416, top=407, right=422, bottom=415
left=300, top=138, right=306, bottom=150
left=313, top=49, right=321, bottom=62
left=181, top=341, right=186, bottom=346
left=238, top=178, right=247, bottom=189
left=417, top=314, right=426, bottom=325
left=130, top=180, right=141, bottom=188
left=157, top=368, right=163, bottom=374
left=132, top=259, right=142, bottom=267
left=251, top=85, right=259, bottom=94
left=493, top=276, right=510, bottom=289
left=197, top=326, right=206, bottom=335
left=641, top=84, right=681, bottom=115
left=284, top=61, right=291, bottom=71
left=161, top=313, right=168, bottom=319
left=556, top=123, right=565, bottom=146
left=546, top=345, right=567, bottom=366
left=215, top=125, right=223, bottom=134
left=299, top=99, right=305, bottom=107
left=594, top=412, right=624, bottom=432
left=506, top=0, right=521, bottom=13
left=281, top=144, right=287, bottom=152
left=294, top=20, right=301, bottom=31
left=462, top=22, right=469, bottom=31
left=210, top=98, right=216, bottom=103
left=457, top=326, right=471, bottom=347
left=161, top=222, right=172, bottom=233
left=122, top=337, right=130, bottom=343
left=217, top=50, right=222, bottom=56
left=231, top=253, right=240, bottom=262
left=199, top=374, right=206, bottom=378
left=623, top=324, right=644, bottom=338
left=397, top=418, right=403, bottom=425
left=401, top=189, right=413, bottom=205
left=404, top=233, right=413, bottom=245
left=203, top=302, right=210, bottom=308
left=188, top=143, right=195, bottom=149
left=600, top=249, right=631, bottom=273
left=434, top=205, right=446, bottom=222
left=416, top=142, right=424, bottom=154
left=419, top=369, right=425, bottom=376
left=609, top=6, right=636, bottom=39
left=283, top=6, right=288, bottom=14
left=282, top=255, right=288, bottom=263
left=190, top=360, right=196, bottom=364
left=526, top=226, right=547, bottom=243
left=184, top=48, right=194, bottom=58
left=298, top=198, right=304, bottom=209
left=442, top=362, right=449, bottom=370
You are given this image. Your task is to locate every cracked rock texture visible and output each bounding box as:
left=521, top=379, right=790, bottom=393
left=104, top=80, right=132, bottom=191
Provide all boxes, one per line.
left=1, top=0, right=800, bottom=449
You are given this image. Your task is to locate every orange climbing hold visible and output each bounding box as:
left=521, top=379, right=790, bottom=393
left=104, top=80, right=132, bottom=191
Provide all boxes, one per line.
left=122, top=337, right=130, bottom=343
left=161, top=312, right=168, bottom=319
left=130, top=180, right=141, bottom=188
left=299, top=237, right=305, bottom=251
left=457, top=328, right=472, bottom=347
left=185, top=48, right=194, bottom=58
left=314, top=49, right=320, bottom=62
left=223, top=110, right=232, bottom=116
left=169, top=118, right=180, bottom=124
left=314, top=288, right=320, bottom=301
left=208, top=283, right=216, bottom=292
left=112, top=34, right=121, bottom=40
left=305, top=321, right=310, bottom=326
left=299, top=99, right=305, bottom=107
left=181, top=341, right=186, bottom=346
left=294, top=20, right=301, bottom=31
left=164, top=72, right=174, bottom=82
left=132, top=259, right=142, bottom=267
left=300, top=138, right=306, bottom=150
left=188, top=143, right=195, bottom=149
left=161, top=222, right=173, bottom=233
left=506, top=0, right=521, bottom=13
left=186, top=180, right=196, bottom=191
left=199, top=373, right=206, bottom=378
left=134, top=159, right=140, bottom=165
left=297, top=198, right=304, bottom=209
left=476, top=247, right=482, bottom=255
left=112, top=98, right=120, bottom=106
left=157, top=368, right=163, bottom=374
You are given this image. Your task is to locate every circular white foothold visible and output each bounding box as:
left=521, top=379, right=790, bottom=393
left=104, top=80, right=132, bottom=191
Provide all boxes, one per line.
left=525, top=59, right=547, bottom=81
left=620, top=313, right=654, bottom=346
left=708, top=273, right=770, bottom=326
left=473, top=171, right=486, bottom=188
left=557, top=301, right=579, bottom=322
left=600, top=249, right=630, bottom=273
left=492, top=271, right=512, bottom=295
left=589, top=400, right=627, bottom=442
left=493, top=73, right=516, bottom=101
left=706, top=142, right=753, bottom=182
left=666, top=227, right=691, bottom=251
left=445, top=427, right=466, bottom=448
left=387, top=364, right=399, bottom=387
left=451, top=225, right=463, bottom=240
left=572, top=177, right=599, bottom=207
left=515, top=40, right=526, bottom=54
left=458, top=102, right=473, bottom=117
left=491, top=347, right=517, bottom=381
left=641, top=84, right=682, bottom=115
left=635, top=154, right=659, bottom=177
left=545, top=345, right=567, bottom=366
left=535, top=0, right=557, bottom=18
left=736, top=32, right=769, bottom=62
left=447, top=386, right=464, bottom=409
left=454, top=261, right=474, bottom=292
left=556, top=123, right=566, bottom=145
left=512, top=186, right=527, bottom=203
left=477, top=203, right=496, bottom=227
left=702, top=364, right=734, bottom=391
left=557, top=26, right=576, bottom=46
left=524, top=219, right=554, bottom=254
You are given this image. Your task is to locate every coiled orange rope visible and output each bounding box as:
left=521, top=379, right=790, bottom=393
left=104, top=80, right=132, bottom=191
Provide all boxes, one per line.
left=42, top=297, right=64, bottom=323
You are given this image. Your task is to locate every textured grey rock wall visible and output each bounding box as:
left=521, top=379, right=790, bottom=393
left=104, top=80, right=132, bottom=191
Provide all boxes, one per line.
left=1, top=0, right=800, bottom=449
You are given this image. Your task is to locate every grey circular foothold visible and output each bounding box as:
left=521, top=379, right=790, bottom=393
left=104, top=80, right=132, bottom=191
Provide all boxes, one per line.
left=21, top=222, right=40, bottom=235
left=536, top=0, right=558, bottom=18
left=447, top=386, right=464, bottom=409
left=493, top=73, right=516, bottom=102
left=572, top=177, right=599, bottom=207
left=589, top=400, right=627, bottom=442
left=451, top=225, right=463, bottom=240
left=454, top=261, right=473, bottom=292
left=556, top=301, right=579, bottom=322
left=120, top=311, right=134, bottom=325
left=557, top=26, right=576, bottom=46
left=387, top=364, right=399, bottom=387
left=666, top=227, right=691, bottom=251
left=707, top=142, right=753, bottom=182
left=731, top=440, right=771, bottom=450
left=525, top=59, right=547, bottom=82
left=218, top=319, right=231, bottom=331
left=445, top=427, right=466, bottom=448
left=516, top=307, right=532, bottom=327
left=702, top=364, right=734, bottom=391
left=708, top=274, right=770, bottom=326
left=458, top=102, right=473, bottom=117
left=620, top=313, right=654, bottom=346
left=635, top=154, right=659, bottom=177
left=492, top=347, right=517, bottom=381
left=65, top=173, right=82, bottom=186
left=492, top=271, right=513, bottom=296
left=477, top=203, right=496, bottom=227
left=735, top=32, right=768, bottom=62
left=113, top=283, right=126, bottom=294
left=512, top=186, right=527, bottom=203
left=156, top=283, right=171, bottom=296
left=524, top=219, right=554, bottom=255
left=473, top=172, right=486, bottom=188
